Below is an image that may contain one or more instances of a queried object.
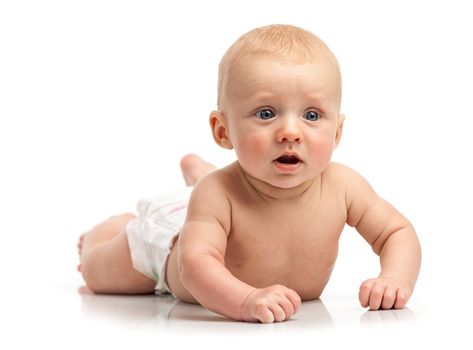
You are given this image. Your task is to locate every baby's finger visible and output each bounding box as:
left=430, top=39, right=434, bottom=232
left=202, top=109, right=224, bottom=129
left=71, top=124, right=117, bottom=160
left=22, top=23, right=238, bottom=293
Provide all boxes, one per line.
left=368, top=283, right=386, bottom=310
left=278, top=297, right=295, bottom=319
left=393, top=289, right=409, bottom=309
left=359, top=279, right=375, bottom=308
left=256, top=306, right=275, bottom=324
left=285, top=289, right=302, bottom=314
left=381, top=287, right=397, bottom=310
left=268, top=304, right=286, bottom=322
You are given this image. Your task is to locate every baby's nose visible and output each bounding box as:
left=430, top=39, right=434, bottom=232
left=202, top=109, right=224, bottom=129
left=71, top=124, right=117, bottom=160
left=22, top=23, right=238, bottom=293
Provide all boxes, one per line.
left=276, top=119, right=302, bottom=143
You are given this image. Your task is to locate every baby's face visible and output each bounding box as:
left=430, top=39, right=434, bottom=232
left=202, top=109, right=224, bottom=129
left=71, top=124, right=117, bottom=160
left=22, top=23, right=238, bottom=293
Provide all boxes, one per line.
left=221, top=58, right=343, bottom=189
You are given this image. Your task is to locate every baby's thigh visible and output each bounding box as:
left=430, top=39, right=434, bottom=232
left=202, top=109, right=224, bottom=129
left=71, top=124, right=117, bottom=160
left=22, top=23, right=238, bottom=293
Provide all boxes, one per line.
left=82, top=232, right=156, bottom=294
left=88, top=213, right=136, bottom=238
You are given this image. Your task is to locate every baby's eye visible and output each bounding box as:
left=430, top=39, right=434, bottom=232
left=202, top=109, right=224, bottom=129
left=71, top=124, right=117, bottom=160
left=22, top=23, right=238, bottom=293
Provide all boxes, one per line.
left=304, top=110, right=320, bottom=121
left=256, top=108, right=275, bottom=120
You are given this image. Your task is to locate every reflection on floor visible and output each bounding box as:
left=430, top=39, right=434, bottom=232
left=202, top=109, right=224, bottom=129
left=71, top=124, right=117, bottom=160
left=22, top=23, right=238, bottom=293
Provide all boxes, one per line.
left=78, top=286, right=417, bottom=335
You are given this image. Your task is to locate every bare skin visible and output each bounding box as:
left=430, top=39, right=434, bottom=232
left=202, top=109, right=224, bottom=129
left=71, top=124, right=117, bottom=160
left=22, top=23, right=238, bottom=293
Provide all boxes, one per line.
left=78, top=213, right=155, bottom=294
left=179, top=153, right=217, bottom=187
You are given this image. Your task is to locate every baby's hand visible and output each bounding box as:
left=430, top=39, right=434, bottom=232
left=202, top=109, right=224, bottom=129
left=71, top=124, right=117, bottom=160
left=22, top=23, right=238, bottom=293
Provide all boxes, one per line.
left=240, top=285, right=302, bottom=323
left=359, top=277, right=411, bottom=310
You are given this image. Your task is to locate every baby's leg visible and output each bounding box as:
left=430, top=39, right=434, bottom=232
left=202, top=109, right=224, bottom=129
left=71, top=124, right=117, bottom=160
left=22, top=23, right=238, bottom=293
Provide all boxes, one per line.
left=180, top=154, right=217, bottom=186
left=78, top=154, right=216, bottom=294
left=78, top=214, right=156, bottom=294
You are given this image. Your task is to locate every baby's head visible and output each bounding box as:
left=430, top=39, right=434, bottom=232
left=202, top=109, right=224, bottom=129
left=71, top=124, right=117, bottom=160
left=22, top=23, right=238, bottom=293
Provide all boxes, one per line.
left=211, top=24, right=344, bottom=189
left=217, top=24, right=341, bottom=112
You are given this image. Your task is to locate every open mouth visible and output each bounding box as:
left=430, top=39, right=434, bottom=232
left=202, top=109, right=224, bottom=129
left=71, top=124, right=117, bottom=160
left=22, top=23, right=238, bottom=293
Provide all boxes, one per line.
left=275, top=155, right=301, bottom=164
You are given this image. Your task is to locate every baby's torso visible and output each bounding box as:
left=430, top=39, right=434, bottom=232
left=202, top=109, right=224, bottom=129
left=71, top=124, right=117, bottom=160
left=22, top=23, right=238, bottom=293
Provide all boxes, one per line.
left=224, top=164, right=347, bottom=300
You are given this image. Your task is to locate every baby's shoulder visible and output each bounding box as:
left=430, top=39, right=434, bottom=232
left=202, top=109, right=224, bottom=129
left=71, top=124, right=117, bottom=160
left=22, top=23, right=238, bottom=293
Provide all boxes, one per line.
left=322, top=162, right=372, bottom=195
left=324, top=162, right=376, bottom=201
left=192, top=163, right=236, bottom=194
left=187, top=164, right=236, bottom=228
left=189, top=163, right=240, bottom=211
left=322, top=162, right=360, bottom=183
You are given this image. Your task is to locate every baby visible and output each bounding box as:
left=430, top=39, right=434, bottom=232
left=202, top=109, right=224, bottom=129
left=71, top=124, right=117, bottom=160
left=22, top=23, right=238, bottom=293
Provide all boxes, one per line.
left=78, top=24, right=421, bottom=323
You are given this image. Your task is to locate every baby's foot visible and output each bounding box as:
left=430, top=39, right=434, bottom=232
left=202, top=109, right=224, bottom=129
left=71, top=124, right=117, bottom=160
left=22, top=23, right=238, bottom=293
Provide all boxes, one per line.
left=76, top=214, right=135, bottom=273
left=180, top=154, right=217, bottom=186
left=77, top=233, right=86, bottom=272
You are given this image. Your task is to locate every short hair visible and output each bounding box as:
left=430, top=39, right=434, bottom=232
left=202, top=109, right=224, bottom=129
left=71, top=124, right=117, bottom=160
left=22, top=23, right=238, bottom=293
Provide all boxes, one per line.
left=217, top=24, right=341, bottom=110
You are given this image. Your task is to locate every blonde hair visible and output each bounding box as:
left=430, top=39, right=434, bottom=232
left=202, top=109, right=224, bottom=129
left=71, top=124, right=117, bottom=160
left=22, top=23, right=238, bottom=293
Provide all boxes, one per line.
left=217, top=24, right=341, bottom=110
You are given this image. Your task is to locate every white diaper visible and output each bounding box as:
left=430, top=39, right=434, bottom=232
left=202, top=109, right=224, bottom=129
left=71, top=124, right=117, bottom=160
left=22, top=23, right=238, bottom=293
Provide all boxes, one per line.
left=126, top=187, right=192, bottom=295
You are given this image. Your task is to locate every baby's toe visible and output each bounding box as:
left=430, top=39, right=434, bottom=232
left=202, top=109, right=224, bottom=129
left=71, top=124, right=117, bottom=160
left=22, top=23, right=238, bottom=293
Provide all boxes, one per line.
left=77, top=234, right=85, bottom=250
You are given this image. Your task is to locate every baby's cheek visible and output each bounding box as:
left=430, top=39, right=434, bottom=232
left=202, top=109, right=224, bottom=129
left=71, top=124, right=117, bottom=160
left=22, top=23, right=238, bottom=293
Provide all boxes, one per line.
left=248, top=135, right=269, bottom=156
left=239, top=134, right=268, bottom=157
left=311, top=138, right=335, bottom=164
left=233, top=134, right=269, bottom=174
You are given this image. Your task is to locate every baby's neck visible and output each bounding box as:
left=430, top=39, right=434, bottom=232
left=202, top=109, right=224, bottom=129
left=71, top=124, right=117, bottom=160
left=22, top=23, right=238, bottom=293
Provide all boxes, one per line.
left=236, top=163, right=320, bottom=202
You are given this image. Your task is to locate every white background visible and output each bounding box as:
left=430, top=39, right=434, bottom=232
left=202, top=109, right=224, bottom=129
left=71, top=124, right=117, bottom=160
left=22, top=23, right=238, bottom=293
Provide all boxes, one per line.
left=1, top=0, right=472, bottom=348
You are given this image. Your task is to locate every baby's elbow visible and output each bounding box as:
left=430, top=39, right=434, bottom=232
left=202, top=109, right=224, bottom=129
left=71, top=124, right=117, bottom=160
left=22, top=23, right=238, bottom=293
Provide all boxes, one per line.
left=178, top=251, right=223, bottom=289
left=373, top=221, right=417, bottom=255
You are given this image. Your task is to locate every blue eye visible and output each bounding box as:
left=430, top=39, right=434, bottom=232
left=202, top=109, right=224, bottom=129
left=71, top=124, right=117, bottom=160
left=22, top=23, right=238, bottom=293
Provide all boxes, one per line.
left=304, top=110, right=320, bottom=121
left=256, top=109, right=275, bottom=120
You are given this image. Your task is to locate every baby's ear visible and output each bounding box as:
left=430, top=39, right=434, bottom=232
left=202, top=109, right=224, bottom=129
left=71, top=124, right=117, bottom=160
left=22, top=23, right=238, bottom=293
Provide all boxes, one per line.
left=334, top=114, right=345, bottom=148
left=209, top=111, right=233, bottom=149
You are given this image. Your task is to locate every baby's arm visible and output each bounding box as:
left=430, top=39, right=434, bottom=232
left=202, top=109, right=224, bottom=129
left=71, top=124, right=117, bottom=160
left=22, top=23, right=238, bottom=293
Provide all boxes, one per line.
left=178, top=175, right=300, bottom=323
left=344, top=166, right=421, bottom=310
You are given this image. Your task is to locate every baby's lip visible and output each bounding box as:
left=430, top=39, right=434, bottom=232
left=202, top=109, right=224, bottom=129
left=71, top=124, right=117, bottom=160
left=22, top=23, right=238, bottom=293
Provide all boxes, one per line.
left=274, top=152, right=303, bottom=164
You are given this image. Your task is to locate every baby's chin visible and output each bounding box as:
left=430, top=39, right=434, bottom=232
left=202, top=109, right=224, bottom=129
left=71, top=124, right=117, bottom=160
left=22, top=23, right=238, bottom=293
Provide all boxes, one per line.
left=253, top=177, right=318, bottom=200
left=266, top=168, right=324, bottom=190
left=268, top=177, right=317, bottom=190
left=238, top=162, right=320, bottom=196
left=255, top=173, right=320, bottom=195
